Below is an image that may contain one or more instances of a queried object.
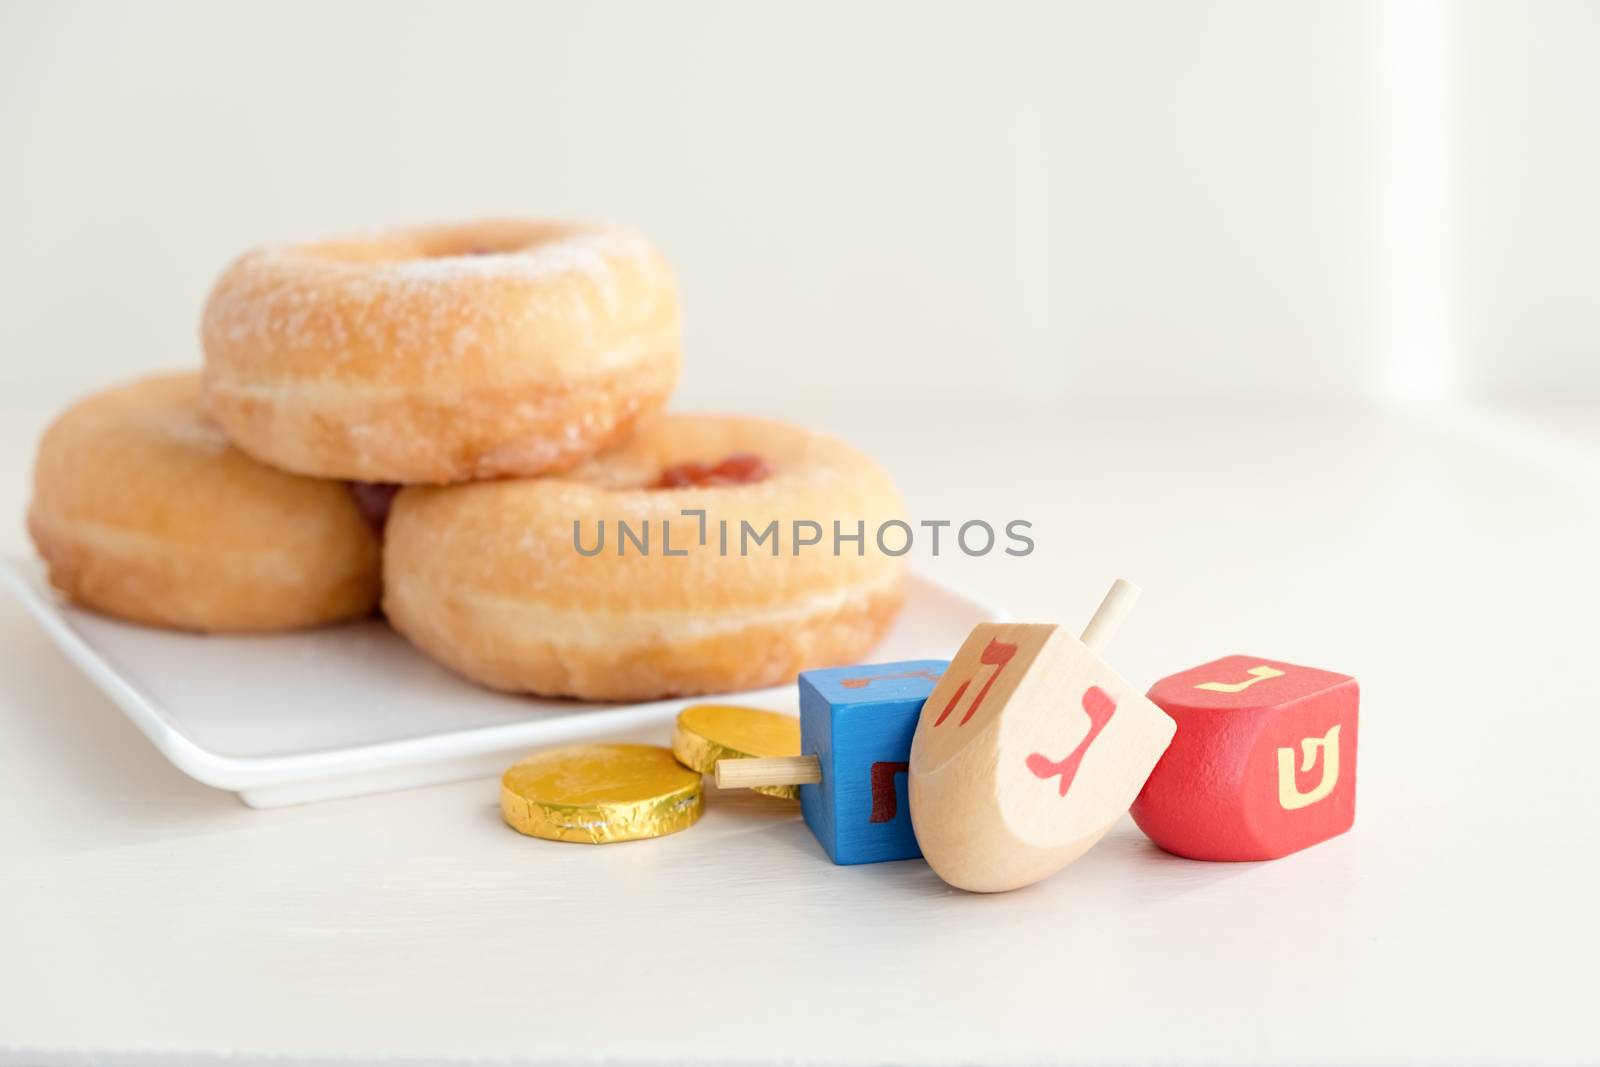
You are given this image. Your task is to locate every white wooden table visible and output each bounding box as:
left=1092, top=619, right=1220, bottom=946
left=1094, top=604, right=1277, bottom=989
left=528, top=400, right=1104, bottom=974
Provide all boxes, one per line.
left=2, top=401, right=1596, bottom=1066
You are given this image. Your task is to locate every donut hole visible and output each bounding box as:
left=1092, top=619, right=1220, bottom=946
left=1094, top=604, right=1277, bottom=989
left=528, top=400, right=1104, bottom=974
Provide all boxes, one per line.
left=303, top=223, right=573, bottom=266
left=412, top=235, right=517, bottom=259
left=403, top=222, right=583, bottom=262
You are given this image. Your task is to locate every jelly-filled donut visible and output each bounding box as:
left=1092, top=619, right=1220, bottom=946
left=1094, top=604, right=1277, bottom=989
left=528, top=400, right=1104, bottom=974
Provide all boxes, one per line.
left=384, top=415, right=907, bottom=701
left=28, top=374, right=381, bottom=632
left=201, top=218, right=680, bottom=484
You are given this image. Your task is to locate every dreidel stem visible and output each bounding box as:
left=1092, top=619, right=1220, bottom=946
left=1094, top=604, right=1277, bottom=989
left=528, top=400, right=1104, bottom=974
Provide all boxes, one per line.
left=1079, top=578, right=1140, bottom=654
left=715, top=754, right=822, bottom=789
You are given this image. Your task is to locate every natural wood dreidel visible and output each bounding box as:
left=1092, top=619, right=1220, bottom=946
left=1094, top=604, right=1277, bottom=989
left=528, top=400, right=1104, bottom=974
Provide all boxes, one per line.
left=713, top=659, right=949, bottom=864
left=1130, top=655, right=1358, bottom=860
left=907, top=580, right=1176, bottom=893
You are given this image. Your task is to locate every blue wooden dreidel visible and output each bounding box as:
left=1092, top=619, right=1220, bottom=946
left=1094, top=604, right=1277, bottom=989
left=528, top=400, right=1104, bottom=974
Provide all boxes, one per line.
left=714, top=660, right=948, bottom=864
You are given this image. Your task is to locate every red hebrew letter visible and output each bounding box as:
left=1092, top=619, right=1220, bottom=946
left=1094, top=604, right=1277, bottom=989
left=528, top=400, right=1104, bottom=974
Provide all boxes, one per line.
left=933, top=638, right=1018, bottom=727
left=1026, top=686, right=1118, bottom=796
left=869, top=761, right=911, bottom=822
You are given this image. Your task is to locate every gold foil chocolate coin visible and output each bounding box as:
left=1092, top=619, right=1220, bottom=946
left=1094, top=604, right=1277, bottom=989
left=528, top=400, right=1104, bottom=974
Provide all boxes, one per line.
left=672, top=704, right=802, bottom=799
left=501, top=744, right=703, bottom=844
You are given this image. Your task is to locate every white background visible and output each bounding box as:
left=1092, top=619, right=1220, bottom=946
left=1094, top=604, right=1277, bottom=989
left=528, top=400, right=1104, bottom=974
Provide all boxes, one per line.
left=2, top=4, right=1599, bottom=1066
left=2, top=0, right=1597, bottom=412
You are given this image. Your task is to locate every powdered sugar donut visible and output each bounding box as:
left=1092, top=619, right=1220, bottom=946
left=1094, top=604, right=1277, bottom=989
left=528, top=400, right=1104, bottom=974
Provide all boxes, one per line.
left=28, top=374, right=381, bottom=632
left=201, top=219, right=680, bottom=484
left=383, top=415, right=907, bottom=701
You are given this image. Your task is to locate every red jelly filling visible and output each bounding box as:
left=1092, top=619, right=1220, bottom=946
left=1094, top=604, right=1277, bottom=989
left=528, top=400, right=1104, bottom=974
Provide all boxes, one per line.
left=348, top=482, right=400, bottom=536
left=655, top=453, right=772, bottom=489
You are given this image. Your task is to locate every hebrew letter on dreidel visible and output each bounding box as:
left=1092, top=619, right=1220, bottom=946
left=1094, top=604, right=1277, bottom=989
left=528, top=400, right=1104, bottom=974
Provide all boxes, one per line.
left=869, top=761, right=910, bottom=822
left=933, top=638, right=1017, bottom=727
left=1196, top=665, right=1285, bottom=693
left=1277, top=724, right=1341, bottom=810
left=1026, top=686, right=1119, bottom=797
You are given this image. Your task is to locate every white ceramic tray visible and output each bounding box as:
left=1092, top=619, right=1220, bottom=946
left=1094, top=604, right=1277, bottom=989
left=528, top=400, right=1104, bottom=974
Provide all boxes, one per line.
left=3, top=559, right=998, bottom=808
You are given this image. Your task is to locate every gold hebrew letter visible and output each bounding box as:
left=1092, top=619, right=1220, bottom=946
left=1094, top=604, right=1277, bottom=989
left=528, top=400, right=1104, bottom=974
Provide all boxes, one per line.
left=1277, top=724, right=1341, bottom=810
left=1196, top=665, right=1285, bottom=693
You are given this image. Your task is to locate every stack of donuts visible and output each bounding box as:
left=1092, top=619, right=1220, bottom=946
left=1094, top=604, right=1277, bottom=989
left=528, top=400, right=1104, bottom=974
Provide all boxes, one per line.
left=28, top=219, right=908, bottom=701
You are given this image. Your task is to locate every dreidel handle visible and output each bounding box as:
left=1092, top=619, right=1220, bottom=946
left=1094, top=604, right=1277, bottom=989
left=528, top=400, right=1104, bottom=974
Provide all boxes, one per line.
left=715, top=754, right=822, bottom=789
left=1079, top=578, right=1140, bottom=654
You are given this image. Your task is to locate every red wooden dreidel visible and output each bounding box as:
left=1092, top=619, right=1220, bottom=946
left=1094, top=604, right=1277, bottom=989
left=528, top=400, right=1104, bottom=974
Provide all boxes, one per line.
left=1131, top=655, right=1358, bottom=860
left=907, top=579, right=1177, bottom=893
